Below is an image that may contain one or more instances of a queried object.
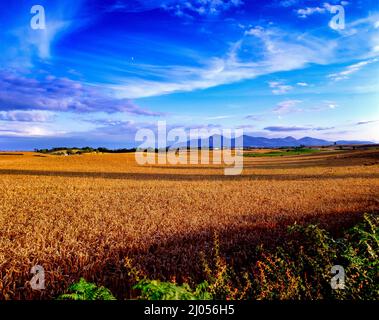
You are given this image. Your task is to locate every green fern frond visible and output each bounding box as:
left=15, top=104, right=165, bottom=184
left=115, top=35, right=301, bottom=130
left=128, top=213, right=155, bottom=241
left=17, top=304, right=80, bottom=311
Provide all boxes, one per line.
left=58, top=278, right=116, bottom=300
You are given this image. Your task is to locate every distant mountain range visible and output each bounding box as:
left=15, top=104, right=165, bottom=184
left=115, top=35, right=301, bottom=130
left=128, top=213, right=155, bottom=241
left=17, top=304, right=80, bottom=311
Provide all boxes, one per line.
left=240, top=136, right=374, bottom=148
left=173, top=135, right=374, bottom=149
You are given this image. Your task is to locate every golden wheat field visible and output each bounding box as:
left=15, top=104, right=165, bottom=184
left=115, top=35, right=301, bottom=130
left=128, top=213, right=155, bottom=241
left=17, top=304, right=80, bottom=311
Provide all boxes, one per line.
left=0, top=149, right=378, bottom=299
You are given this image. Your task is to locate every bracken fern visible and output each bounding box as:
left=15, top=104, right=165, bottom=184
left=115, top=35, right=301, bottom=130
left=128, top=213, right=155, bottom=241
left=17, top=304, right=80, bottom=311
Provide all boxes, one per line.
left=57, top=278, right=116, bottom=300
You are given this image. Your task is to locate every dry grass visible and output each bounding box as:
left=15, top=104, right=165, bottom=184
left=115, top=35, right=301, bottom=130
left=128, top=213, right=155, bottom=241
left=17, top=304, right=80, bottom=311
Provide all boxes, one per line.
left=0, top=149, right=378, bottom=299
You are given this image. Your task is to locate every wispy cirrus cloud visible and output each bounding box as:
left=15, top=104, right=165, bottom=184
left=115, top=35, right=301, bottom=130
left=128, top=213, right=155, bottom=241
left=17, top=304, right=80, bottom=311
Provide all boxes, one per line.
left=356, top=120, right=379, bottom=125
left=273, top=100, right=302, bottom=114
left=107, top=0, right=243, bottom=16
left=0, top=122, right=67, bottom=137
left=264, top=125, right=307, bottom=132
left=328, top=58, right=378, bottom=81
left=264, top=125, right=335, bottom=132
left=313, top=126, right=335, bottom=131
left=245, top=114, right=264, bottom=121
left=162, top=0, right=244, bottom=17
left=0, top=110, right=54, bottom=122
left=296, top=2, right=348, bottom=18
left=310, top=101, right=338, bottom=111
left=268, top=81, right=293, bottom=94
left=3, top=1, right=87, bottom=64
left=112, top=25, right=337, bottom=99
left=278, top=0, right=298, bottom=7
left=297, top=5, right=327, bottom=18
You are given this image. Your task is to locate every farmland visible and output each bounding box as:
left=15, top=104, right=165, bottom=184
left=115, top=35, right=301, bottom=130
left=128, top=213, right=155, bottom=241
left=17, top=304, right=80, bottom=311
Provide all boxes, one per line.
left=243, top=147, right=322, bottom=157
left=0, top=149, right=378, bottom=299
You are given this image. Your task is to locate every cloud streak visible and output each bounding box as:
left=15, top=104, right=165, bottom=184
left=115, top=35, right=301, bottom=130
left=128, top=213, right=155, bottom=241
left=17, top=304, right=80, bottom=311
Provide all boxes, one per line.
left=112, top=25, right=337, bottom=98
left=328, top=58, right=378, bottom=81
left=296, top=2, right=348, bottom=18
left=162, top=0, right=244, bottom=17
left=273, top=100, right=302, bottom=114
left=0, top=110, right=54, bottom=122
left=0, top=72, right=163, bottom=116
left=264, top=125, right=335, bottom=132
left=268, top=81, right=293, bottom=94
left=106, top=0, right=244, bottom=16
left=356, top=120, right=379, bottom=125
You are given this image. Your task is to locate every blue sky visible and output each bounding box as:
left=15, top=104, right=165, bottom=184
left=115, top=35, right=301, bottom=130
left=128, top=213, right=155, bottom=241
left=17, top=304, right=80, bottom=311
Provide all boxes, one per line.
left=0, top=0, right=378, bottom=149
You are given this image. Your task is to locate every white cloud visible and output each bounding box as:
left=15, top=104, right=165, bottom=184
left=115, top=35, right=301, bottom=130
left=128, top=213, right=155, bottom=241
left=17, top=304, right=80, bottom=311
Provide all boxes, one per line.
left=263, top=125, right=334, bottom=132
left=310, top=101, right=339, bottom=111
left=296, top=2, right=348, bottom=18
left=24, top=127, right=55, bottom=137
left=328, top=58, right=378, bottom=81
left=245, top=114, right=263, bottom=121
left=268, top=81, right=293, bottom=94
left=205, top=115, right=233, bottom=120
left=0, top=73, right=163, bottom=115
left=162, top=0, right=244, bottom=17
left=106, top=14, right=379, bottom=100
left=273, top=100, right=302, bottom=114
left=297, top=82, right=309, bottom=87
left=356, top=120, right=379, bottom=125
left=0, top=110, right=54, bottom=122
left=112, top=26, right=336, bottom=99
left=6, top=1, right=86, bottom=62
left=278, top=0, right=298, bottom=7
left=297, top=6, right=326, bottom=18
left=11, top=19, right=71, bottom=60
left=0, top=123, right=66, bottom=137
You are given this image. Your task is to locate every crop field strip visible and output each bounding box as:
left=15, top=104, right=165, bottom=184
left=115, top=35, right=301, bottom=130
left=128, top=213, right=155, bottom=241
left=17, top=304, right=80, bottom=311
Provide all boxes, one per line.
left=0, top=149, right=378, bottom=299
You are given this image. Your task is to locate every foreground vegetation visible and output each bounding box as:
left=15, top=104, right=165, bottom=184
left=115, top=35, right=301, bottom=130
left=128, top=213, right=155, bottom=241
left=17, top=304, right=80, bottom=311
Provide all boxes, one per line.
left=59, top=214, right=378, bottom=300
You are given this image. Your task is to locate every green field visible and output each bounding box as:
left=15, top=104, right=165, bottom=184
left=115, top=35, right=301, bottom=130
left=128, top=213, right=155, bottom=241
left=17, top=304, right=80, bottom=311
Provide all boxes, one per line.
left=244, top=148, right=322, bottom=157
